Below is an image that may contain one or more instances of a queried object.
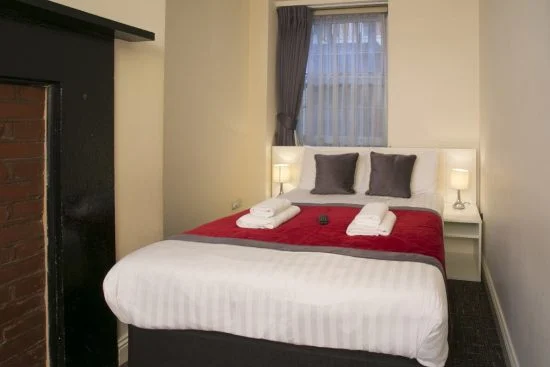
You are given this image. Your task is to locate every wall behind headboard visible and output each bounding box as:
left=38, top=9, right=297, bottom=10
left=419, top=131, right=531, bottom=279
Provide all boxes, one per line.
left=387, top=0, right=479, bottom=148
left=276, top=0, right=480, bottom=149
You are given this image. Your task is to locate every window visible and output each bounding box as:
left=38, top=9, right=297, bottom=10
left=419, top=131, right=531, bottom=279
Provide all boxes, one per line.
left=297, top=12, right=387, bottom=147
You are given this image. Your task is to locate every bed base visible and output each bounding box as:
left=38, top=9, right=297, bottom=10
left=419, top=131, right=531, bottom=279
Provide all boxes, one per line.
left=128, top=325, right=423, bottom=367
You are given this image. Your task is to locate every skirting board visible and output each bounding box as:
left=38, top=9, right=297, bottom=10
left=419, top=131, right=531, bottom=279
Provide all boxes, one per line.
left=482, top=259, right=520, bottom=367
left=118, top=333, right=129, bottom=366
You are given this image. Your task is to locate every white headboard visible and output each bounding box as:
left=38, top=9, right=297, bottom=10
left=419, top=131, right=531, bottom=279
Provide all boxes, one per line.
left=271, top=146, right=477, bottom=205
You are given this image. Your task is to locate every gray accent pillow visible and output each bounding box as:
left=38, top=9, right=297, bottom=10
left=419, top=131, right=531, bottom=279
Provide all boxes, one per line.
left=311, top=153, right=359, bottom=195
left=366, top=152, right=417, bottom=198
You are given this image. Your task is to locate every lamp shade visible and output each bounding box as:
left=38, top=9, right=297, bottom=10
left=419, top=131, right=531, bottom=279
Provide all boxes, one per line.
left=273, top=164, right=290, bottom=183
left=450, top=168, right=469, bottom=190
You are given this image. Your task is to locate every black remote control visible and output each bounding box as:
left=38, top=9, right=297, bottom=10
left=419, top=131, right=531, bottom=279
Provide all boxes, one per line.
left=319, top=214, right=329, bottom=225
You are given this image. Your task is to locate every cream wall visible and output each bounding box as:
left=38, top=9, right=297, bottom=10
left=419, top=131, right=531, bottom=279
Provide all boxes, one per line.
left=164, top=0, right=277, bottom=236
left=249, top=0, right=279, bottom=199
left=50, top=0, right=166, bottom=259
left=387, top=0, right=479, bottom=148
left=480, top=1, right=550, bottom=366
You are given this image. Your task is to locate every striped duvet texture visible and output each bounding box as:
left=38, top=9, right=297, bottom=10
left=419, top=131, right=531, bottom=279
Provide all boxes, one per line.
left=104, top=239, right=448, bottom=367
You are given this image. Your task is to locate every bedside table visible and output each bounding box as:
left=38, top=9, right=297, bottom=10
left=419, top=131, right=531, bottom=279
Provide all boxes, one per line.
left=443, top=202, right=482, bottom=282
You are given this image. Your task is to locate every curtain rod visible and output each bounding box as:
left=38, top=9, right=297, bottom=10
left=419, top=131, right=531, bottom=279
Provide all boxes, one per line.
left=274, top=1, right=388, bottom=9
left=314, top=6, right=387, bottom=15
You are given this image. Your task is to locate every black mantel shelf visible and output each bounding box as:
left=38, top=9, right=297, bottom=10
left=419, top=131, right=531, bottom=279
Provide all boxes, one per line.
left=0, top=0, right=155, bottom=42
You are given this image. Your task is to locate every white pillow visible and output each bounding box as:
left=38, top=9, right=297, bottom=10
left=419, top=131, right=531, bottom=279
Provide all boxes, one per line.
left=409, top=150, right=439, bottom=194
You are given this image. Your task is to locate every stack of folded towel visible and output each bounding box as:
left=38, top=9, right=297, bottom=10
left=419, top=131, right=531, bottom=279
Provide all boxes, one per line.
left=237, top=198, right=300, bottom=229
left=346, top=202, right=397, bottom=236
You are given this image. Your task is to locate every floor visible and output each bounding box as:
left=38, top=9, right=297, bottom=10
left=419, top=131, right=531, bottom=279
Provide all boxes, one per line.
left=121, top=280, right=506, bottom=367
left=446, top=280, right=506, bottom=367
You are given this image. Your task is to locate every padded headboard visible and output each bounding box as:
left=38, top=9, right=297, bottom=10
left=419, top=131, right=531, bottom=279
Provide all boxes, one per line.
left=271, top=146, right=478, bottom=205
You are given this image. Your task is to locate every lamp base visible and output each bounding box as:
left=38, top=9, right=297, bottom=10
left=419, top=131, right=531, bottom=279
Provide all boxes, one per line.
left=453, top=189, right=466, bottom=210
left=452, top=201, right=466, bottom=210
left=278, top=182, right=284, bottom=196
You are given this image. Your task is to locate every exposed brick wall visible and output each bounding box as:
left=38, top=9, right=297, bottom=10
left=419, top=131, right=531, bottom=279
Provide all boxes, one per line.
left=0, top=84, right=47, bottom=367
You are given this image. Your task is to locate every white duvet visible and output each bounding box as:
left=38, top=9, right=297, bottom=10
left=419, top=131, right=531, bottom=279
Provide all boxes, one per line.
left=103, top=193, right=448, bottom=367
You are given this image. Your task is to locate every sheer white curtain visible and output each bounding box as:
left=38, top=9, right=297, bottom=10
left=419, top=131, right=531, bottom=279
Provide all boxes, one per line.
left=297, top=13, right=387, bottom=147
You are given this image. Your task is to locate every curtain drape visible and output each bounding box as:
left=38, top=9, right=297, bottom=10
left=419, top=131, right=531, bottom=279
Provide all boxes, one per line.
left=276, top=6, right=313, bottom=146
left=297, top=13, right=387, bottom=147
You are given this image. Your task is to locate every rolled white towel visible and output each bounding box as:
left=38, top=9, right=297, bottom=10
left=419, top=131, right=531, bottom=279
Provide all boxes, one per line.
left=354, top=202, right=389, bottom=227
left=237, top=205, right=300, bottom=229
left=250, top=198, right=292, bottom=218
left=346, top=211, right=397, bottom=237
left=377, top=211, right=397, bottom=236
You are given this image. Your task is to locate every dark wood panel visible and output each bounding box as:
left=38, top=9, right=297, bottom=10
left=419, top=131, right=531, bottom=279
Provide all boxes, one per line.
left=0, top=0, right=154, bottom=41
left=0, top=15, right=117, bottom=367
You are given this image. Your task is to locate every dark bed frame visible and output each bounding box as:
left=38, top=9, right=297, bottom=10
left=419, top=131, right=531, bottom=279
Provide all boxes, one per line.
left=128, top=325, right=423, bottom=367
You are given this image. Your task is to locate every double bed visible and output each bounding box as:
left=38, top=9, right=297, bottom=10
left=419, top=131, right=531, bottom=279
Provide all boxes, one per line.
left=104, top=147, right=452, bottom=367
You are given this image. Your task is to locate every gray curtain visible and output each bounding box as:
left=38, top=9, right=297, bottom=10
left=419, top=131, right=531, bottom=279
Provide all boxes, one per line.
left=276, top=6, right=313, bottom=146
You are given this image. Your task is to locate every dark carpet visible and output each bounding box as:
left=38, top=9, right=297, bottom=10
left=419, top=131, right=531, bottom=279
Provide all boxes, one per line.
left=446, top=280, right=506, bottom=367
left=121, top=280, right=506, bottom=367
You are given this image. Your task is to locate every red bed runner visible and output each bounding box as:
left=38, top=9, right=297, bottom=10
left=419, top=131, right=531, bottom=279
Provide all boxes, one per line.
left=185, top=205, right=445, bottom=268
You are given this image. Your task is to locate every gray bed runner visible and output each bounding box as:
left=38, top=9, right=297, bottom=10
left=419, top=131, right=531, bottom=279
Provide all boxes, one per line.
left=171, top=233, right=444, bottom=276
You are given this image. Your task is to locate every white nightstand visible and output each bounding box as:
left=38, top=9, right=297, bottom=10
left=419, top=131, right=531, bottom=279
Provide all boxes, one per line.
left=443, top=202, right=482, bottom=282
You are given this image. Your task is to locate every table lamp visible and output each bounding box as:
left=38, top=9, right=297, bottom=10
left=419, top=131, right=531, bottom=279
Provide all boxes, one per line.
left=272, top=163, right=290, bottom=196
left=450, top=168, right=469, bottom=210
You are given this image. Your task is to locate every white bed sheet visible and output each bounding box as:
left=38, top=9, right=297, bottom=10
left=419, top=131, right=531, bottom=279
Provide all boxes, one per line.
left=281, top=189, right=444, bottom=214
left=103, top=194, right=448, bottom=367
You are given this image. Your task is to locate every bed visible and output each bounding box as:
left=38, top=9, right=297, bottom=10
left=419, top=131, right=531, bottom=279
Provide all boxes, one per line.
left=104, top=147, right=455, bottom=367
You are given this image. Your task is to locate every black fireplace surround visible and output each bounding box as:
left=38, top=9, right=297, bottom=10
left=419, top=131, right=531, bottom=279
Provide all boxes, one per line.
left=0, top=1, right=154, bottom=366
